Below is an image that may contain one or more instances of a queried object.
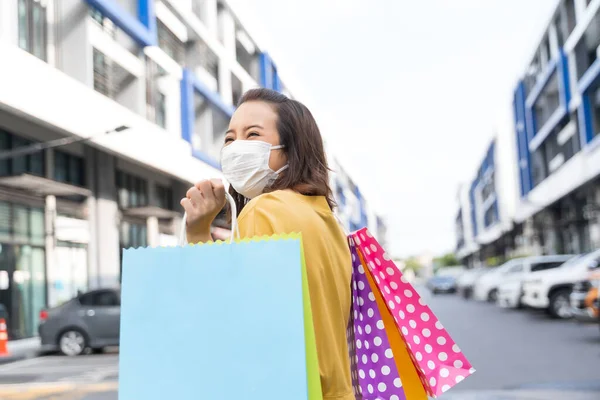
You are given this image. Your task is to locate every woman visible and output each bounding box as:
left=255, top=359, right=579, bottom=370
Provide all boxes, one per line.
left=181, top=88, right=354, bottom=400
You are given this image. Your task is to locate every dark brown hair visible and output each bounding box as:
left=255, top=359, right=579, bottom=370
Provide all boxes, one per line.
left=228, top=88, right=336, bottom=216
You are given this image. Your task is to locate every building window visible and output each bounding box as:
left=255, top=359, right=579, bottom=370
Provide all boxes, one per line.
left=186, top=38, right=219, bottom=87
left=531, top=148, right=547, bottom=187
left=155, top=184, right=173, bottom=210
left=93, top=49, right=136, bottom=103
left=480, top=173, right=495, bottom=203
left=231, top=73, right=243, bottom=107
left=0, top=201, right=45, bottom=245
left=542, top=116, right=580, bottom=175
left=483, top=201, right=499, bottom=228
left=18, top=0, right=47, bottom=62
left=533, top=72, right=560, bottom=133
left=0, top=131, right=45, bottom=178
left=54, top=151, right=85, bottom=187
left=89, top=7, right=116, bottom=39
left=574, top=11, right=600, bottom=81
left=157, top=20, right=185, bottom=64
left=116, top=171, right=148, bottom=209
left=145, top=59, right=167, bottom=129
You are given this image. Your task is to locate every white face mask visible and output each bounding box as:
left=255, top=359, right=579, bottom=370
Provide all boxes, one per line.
left=221, top=140, right=288, bottom=199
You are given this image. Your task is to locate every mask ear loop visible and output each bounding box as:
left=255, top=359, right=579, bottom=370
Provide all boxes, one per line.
left=179, top=191, right=240, bottom=246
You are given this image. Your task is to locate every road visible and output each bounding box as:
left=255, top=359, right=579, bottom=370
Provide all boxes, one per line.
left=0, top=292, right=598, bottom=399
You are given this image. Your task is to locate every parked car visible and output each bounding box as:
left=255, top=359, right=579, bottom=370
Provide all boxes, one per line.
left=473, top=256, right=574, bottom=303
left=39, top=288, right=121, bottom=356
left=496, top=255, right=574, bottom=309
left=522, top=250, right=600, bottom=319
left=426, top=275, right=457, bottom=294
left=570, top=267, right=600, bottom=324
left=456, top=268, right=489, bottom=299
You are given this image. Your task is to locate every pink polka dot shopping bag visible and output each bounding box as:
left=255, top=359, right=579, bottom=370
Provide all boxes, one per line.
left=348, top=228, right=475, bottom=398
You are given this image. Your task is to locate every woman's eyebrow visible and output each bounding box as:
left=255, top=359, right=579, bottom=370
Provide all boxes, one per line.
left=225, top=124, right=264, bottom=135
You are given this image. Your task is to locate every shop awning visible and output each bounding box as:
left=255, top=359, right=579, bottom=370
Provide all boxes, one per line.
left=122, top=206, right=181, bottom=219
left=0, top=174, right=92, bottom=196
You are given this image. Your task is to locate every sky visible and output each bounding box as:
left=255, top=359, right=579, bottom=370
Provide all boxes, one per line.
left=227, top=0, right=559, bottom=258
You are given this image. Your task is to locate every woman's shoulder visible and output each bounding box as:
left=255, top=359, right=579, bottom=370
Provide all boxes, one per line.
left=239, top=190, right=296, bottom=220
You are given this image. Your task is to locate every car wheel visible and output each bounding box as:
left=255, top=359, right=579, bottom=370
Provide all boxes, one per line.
left=487, top=289, right=498, bottom=303
left=58, top=329, right=88, bottom=356
left=549, top=290, right=572, bottom=319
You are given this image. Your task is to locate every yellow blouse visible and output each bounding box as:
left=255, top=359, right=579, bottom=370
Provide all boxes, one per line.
left=238, top=190, right=354, bottom=400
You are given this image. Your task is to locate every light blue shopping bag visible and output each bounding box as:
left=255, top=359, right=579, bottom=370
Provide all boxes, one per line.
left=120, top=235, right=313, bottom=399
left=119, top=192, right=322, bottom=400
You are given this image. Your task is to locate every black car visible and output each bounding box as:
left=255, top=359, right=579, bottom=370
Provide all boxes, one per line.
left=427, top=276, right=457, bottom=294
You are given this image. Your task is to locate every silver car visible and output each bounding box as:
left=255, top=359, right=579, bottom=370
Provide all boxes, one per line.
left=39, top=288, right=121, bottom=356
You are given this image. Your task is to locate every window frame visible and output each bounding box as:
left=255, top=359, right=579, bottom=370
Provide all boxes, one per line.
left=17, top=0, right=48, bottom=62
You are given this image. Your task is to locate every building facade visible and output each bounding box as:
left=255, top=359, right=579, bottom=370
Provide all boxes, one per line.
left=0, top=0, right=379, bottom=339
left=513, top=0, right=600, bottom=256
left=456, top=0, right=600, bottom=266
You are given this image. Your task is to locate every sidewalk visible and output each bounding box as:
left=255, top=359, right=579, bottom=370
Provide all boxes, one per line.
left=0, top=337, right=41, bottom=365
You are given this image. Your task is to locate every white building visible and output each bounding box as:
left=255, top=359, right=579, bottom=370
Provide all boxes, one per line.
left=0, top=0, right=377, bottom=339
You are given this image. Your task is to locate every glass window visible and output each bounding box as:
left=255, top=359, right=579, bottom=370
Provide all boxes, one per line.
left=0, top=201, right=11, bottom=242
left=29, top=208, right=44, bottom=247
left=54, top=151, right=67, bottom=182
left=506, top=264, right=524, bottom=274
left=17, top=0, right=47, bottom=62
left=68, top=155, right=84, bottom=186
left=0, top=131, right=9, bottom=176
left=11, top=137, right=28, bottom=175
left=79, top=290, right=118, bottom=307
left=157, top=20, right=185, bottom=64
left=17, top=0, right=29, bottom=51
left=13, top=206, right=29, bottom=242
left=531, top=261, right=565, bottom=272
left=95, top=291, right=119, bottom=307
left=156, top=92, right=166, bottom=129
left=533, top=72, right=560, bottom=133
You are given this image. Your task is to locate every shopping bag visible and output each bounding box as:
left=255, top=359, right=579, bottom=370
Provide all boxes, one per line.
left=351, top=228, right=475, bottom=398
left=119, top=232, right=322, bottom=400
left=347, top=242, right=416, bottom=400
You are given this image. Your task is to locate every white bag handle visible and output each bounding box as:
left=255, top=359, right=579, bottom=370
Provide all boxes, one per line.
left=179, top=192, right=240, bottom=246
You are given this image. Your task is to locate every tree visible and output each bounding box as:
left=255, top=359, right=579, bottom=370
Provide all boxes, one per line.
left=404, top=257, right=423, bottom=272
left=434, top=253, right=459, bottom=268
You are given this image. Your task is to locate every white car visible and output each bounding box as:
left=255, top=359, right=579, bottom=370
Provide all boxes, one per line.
left=473, top=256, right=573, bottom=303
left=522, top=250, right=600, bottom=318
left=456, top=268, right=488, bottom=299
left=473, top=260, right=521, bottom=302
left=496, top=255, right=574, bottom=309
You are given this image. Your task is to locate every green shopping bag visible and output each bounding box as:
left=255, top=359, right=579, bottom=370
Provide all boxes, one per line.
left=119, top=194, right=322, bottom=400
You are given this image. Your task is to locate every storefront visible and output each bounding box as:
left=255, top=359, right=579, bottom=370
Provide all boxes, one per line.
left=0, top=199, right=46, bottom=340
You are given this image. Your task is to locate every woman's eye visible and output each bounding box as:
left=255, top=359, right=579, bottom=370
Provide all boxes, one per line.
left=224, top=137, right=234, bottom=143
left=248, top=132, right=259, bottom=138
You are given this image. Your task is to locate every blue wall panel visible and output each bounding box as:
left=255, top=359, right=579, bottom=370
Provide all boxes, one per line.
left=578, top=58, right=600, bottom=144
left=84, top=0, right=157, bottom=47
left=137, top=0, right=157, bottom=39
left=259, top=53, right=274, bottom=90
left=180, top=69, right=231, bottom=170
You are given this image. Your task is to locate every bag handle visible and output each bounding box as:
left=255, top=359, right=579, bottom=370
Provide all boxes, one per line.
left=178, top=192, right=240, bottom=246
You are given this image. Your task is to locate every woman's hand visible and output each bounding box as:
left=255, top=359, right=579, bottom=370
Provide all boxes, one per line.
left=180, top=179, right=226, bottom=243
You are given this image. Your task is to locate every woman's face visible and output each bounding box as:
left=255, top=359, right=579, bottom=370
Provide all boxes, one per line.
left=225, top=100, right=287, bottom=171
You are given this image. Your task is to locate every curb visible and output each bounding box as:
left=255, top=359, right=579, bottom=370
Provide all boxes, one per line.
left=0, top=351, right=42, bottom=366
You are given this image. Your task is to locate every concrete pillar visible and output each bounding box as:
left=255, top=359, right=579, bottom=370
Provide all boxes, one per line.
left=146, top=216, right=159, bottom=247
left=92, top=151, right=120, bottom=288
left=54, top=0, right=93, bottom=85
left=0, top=0, right=18, bottom=46
left=201, top=0, right=218, bottom=36
left=84, top=147, right=99, bottom=289
left=44, top=195, right=57, bottom=306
